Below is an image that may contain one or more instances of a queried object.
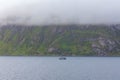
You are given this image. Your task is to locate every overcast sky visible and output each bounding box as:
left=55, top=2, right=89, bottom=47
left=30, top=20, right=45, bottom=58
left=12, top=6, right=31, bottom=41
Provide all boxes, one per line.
left=0, top=0, right=120, bottom=25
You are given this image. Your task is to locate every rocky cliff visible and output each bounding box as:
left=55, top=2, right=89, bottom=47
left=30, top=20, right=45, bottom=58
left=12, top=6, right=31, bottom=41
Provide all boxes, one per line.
left=0, top=24, right=120, bottom=56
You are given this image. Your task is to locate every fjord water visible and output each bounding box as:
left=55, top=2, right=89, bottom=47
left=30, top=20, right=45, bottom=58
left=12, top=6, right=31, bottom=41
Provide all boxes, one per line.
left=0, top=57, right=120, bottom=80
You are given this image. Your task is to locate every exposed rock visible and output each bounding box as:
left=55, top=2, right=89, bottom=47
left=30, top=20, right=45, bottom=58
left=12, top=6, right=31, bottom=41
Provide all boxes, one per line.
left=0, top=24, right=120, bottom=56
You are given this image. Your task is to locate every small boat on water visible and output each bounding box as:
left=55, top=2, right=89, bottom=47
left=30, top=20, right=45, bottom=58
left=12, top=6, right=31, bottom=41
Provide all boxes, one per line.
left=59, top=57, right=66, bottom=60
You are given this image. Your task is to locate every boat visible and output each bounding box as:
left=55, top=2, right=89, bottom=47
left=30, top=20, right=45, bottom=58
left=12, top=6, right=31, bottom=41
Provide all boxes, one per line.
left=59, top=57, right=66, bottom=60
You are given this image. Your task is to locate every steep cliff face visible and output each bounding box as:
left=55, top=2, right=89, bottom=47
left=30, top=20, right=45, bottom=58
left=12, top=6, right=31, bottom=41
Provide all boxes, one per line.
left=0, top=24, right=120, bottom=56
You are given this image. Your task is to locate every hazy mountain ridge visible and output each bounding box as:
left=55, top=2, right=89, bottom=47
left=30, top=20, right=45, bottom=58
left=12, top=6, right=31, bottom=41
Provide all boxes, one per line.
left=0, top=24, right=120, bottom=56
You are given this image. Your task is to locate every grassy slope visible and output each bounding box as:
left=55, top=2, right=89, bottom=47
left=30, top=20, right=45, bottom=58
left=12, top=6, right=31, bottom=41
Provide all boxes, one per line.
left=0, top=24, right=120, bottom=56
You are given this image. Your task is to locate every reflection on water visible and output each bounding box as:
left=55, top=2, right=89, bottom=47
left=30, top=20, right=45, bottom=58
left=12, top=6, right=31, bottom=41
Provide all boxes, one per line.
left=0, top=57, right=120, bottom=80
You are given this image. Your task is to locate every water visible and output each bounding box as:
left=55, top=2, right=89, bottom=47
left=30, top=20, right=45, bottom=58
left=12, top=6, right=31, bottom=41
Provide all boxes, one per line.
left=0, top=57, right=120, bottom=80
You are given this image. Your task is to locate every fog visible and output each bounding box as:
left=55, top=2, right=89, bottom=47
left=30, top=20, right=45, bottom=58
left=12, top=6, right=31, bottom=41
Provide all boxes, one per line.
left=0, top=0, right=120, bottom=25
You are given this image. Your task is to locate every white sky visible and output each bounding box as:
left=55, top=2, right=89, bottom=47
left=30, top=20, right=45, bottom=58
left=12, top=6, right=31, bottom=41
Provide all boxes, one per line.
left=0, top=0, right=120, bottom=24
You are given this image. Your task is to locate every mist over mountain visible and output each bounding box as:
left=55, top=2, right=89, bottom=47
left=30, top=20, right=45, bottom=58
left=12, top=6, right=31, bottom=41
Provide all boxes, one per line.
left=0, top=0, right=120, bottom=56
left=0, top=0, right=120, bottom=25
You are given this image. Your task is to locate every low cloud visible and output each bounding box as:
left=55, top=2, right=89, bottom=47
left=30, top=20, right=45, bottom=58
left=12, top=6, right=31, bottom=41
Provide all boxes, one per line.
left=0, top=0, right=120, bottom=25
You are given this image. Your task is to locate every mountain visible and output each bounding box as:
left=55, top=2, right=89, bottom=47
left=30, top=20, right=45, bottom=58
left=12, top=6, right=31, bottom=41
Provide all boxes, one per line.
left=0, top=24, right=120, bottom=56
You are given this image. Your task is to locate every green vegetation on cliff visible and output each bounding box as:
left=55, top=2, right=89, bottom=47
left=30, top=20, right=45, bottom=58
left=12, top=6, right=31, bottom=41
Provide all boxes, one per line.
left=0, top=24, right=120, bottom=56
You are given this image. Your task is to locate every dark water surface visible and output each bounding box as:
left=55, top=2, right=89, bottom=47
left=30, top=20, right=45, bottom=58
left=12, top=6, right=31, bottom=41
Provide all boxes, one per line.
left=0, top=57, right=120, bottom=80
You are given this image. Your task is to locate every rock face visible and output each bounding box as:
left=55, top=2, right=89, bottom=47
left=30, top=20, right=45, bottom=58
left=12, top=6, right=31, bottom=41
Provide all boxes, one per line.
left=92, top=37, right=117, bottom=56
left=0, top=24, right=120, bottom=56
